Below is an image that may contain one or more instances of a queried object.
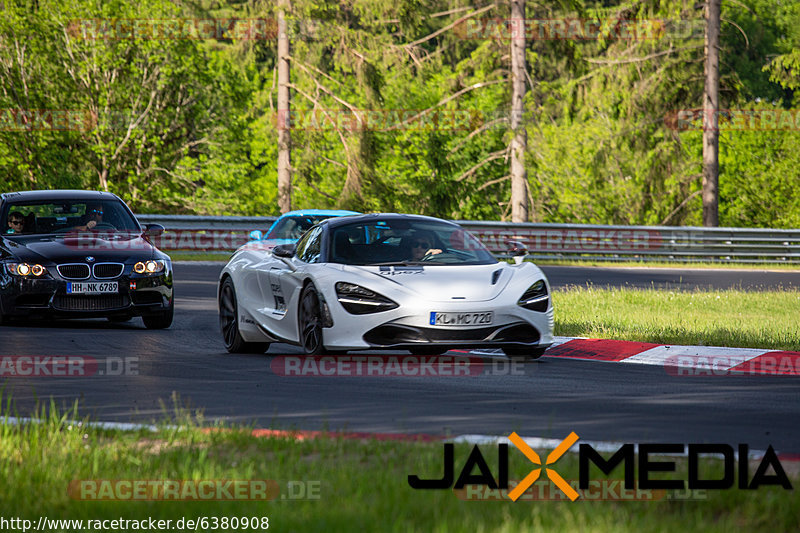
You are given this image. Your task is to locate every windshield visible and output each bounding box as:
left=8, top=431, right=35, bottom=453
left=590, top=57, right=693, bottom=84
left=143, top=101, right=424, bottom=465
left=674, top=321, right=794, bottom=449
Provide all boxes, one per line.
left=328, top=219, right=497, bottom=266
left=2, top=199, right=140, bottom=236
left=267, top=215, right=337, bottom=240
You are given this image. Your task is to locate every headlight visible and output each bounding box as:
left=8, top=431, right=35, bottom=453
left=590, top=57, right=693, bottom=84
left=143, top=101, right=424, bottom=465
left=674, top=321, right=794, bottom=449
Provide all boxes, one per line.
left=517, top=280, right=549, bottom=312
left=6, top=263, right=47, bottom=277
left=133, top=260, right=166, bottom=275
left=335, top=282, right=398, bottom=314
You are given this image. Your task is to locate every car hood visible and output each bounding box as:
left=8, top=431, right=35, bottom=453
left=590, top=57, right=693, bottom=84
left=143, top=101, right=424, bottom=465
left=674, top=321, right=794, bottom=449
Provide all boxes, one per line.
left=2, top=234, right=156, bottom=264
left=341, top=263, right=515, bottom=302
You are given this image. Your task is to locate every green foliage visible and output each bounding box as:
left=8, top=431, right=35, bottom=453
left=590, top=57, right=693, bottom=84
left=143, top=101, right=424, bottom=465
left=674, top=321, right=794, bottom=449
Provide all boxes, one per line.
left=1, top=0, right=799, bottom=226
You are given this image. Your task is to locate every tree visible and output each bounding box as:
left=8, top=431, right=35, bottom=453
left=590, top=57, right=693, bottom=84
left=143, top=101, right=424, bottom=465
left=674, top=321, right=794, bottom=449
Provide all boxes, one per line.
left=509, top=0, right=529, bottom=222
left=277, top=0, right=292, bottom=214
left=702, top=0, right=721, bottom=226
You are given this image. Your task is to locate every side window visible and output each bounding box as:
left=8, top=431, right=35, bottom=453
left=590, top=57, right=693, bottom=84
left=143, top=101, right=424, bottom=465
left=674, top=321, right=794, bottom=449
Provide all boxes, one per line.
left=297, top=226, right=323, bottom=263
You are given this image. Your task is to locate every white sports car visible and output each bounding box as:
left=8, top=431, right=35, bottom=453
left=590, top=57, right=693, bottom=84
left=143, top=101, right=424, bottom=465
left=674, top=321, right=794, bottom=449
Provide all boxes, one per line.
left=218, top=214, right=554, bottom=358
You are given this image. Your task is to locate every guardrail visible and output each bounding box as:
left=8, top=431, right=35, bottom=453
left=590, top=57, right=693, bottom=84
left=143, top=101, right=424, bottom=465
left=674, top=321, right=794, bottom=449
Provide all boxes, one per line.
left=135, top=215, right=800, bottom=264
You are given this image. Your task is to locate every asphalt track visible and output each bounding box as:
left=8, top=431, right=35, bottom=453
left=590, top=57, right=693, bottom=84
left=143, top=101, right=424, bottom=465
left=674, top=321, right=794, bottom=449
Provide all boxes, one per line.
left=2, top=263, right=799, bottom=452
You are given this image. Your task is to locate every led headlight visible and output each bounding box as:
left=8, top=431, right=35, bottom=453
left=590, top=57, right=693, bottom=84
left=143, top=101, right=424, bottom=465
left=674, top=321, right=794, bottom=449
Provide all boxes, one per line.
left=6, top=263, right=47, bottom=277
left=335, top=282, right=398, bottom=315
left=133, top=260, right=166, bottom=275
left=517, top=279, right=549, bottom=312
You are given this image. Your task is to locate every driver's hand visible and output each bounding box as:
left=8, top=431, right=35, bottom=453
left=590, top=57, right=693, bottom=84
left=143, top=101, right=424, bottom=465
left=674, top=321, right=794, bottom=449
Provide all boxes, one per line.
left=87, top=220, right=97, bottom=229
left=425, top=248, right=443, bottom=256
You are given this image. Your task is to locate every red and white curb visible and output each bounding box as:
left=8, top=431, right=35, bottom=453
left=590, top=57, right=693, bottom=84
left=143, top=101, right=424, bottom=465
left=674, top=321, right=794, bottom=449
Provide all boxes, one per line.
left=473, top=336, right=800, bottom=376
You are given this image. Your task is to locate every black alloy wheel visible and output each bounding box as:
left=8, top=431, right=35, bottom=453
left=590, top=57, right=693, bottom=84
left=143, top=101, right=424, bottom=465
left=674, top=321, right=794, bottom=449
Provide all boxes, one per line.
left=219, top=277, right=269, bottom=353
left=298, top=284, right=325, bottom=355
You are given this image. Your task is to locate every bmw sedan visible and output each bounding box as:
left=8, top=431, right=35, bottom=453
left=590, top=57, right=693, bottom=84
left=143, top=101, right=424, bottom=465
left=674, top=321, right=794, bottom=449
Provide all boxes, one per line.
left=0, top=190, right=173, bottom=328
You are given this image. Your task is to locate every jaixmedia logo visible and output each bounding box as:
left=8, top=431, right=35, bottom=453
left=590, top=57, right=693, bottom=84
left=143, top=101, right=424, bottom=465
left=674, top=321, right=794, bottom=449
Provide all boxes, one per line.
left=408, top=432, right=793, bottom=501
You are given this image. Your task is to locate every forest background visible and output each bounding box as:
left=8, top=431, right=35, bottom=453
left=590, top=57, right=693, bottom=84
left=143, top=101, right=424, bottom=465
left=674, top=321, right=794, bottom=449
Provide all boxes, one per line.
left=2, top=0, right=799, bottom=228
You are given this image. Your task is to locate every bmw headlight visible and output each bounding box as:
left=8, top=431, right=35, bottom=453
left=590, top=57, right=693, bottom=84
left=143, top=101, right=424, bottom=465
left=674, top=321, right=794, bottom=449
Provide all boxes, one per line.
left=133, top=260, right=166, bottom=275
left=517, top=279, right=549, bottom=312
left=6, top=263, right=47, bottom=277
left=335, top=282, right=398, bottom=315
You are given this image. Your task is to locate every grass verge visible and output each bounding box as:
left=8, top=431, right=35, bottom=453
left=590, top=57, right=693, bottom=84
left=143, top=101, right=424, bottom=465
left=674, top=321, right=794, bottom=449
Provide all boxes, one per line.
left=554, top=287, right=800, bottom=350
left=2, top=403, right=797, bottom=533
left=169, top=252, right=229, bottom=262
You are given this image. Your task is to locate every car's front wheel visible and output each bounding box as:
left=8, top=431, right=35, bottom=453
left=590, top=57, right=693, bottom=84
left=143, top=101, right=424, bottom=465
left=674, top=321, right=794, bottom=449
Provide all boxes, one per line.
left=219, top=278, right=269, bottom=354
left=502, top=346, right=547, bottom=360
left=298, top=283, right=325, bottom=355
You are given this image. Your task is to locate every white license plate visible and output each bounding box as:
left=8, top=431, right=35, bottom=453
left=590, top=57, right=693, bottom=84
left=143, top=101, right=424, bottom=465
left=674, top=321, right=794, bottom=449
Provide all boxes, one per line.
left=429, top=311, right=493, bottom=326
left=67, top=282, right=118, bottom=294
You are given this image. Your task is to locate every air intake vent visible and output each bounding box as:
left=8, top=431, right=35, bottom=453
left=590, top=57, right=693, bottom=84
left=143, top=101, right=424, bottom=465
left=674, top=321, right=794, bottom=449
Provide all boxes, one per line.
left=53, top=294, right=129, bottom=311
left=57, top=264, right=90, bottom=280
left=93, top=263, right=124, bottom=279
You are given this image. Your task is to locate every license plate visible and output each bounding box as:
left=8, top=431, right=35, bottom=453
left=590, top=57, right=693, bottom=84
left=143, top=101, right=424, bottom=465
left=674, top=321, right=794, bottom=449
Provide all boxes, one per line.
left=67, top=282, right=118, bottom=294
left=429, top=311, right=493, bottom=326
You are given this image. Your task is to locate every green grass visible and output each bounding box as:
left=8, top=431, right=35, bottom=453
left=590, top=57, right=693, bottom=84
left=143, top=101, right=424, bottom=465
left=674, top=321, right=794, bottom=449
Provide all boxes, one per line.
left=2, top=402, right=797, bottom=533
left=554, top=287, right=800, bottom=350
left=169, top=252, right=229, bottom=262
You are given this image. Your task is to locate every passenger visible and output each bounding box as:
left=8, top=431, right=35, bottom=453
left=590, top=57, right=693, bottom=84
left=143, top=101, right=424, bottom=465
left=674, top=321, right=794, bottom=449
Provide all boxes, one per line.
left=6, top=211, right=24, bottom=234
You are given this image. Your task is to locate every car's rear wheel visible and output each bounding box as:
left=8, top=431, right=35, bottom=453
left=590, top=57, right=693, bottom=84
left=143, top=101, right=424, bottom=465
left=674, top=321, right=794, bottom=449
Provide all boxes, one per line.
left=142, top=300, right=174, bottom=329
left=298, top=283, right=325, bottom=355
left=502, top=347, right=547, bottom=360
left=219, top=278, right=269, bottom=354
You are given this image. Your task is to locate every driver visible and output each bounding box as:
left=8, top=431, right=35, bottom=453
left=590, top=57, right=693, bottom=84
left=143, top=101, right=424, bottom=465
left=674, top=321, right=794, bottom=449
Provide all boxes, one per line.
left=75, top=204, right=104, bottom=231
left=408, top=231, right=443, bottom=261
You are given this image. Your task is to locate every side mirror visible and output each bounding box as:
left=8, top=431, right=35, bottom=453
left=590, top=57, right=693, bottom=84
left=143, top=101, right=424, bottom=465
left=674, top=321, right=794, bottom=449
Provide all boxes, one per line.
left=249, top=230, right=263, bottom=241
left=505, top=240, right=528, bottom=265
left=272, top=243, right=296, bottom=258
left=143, top=223, right=165, bottom=238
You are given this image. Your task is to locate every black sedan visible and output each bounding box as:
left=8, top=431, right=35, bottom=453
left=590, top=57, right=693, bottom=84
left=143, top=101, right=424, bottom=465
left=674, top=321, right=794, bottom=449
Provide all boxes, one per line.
left=0, top=190, right=173, bottom=328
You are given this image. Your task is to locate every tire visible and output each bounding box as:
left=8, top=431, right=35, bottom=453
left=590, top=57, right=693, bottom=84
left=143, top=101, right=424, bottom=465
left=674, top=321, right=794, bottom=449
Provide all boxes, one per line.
left=298, top=283, right=325, bottom=355
left=409, top=346, right=450, bottom=356
left=142, top=300, right=174, bottom=329
left=219, top=277, right=269, bottom=354
left=502, top=346, right=547, bottom=360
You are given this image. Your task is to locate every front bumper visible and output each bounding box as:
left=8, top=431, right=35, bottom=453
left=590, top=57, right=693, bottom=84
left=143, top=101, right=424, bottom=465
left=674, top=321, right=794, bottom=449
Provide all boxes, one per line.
left=0, top=270, right=173, bottom=320
left=322, top=294, right=555, bottom=351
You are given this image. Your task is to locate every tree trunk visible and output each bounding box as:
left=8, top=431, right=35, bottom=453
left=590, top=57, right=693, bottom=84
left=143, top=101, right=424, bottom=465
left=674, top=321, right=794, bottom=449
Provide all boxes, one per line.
left=509, top=0, right=529, bottom=223
left=277, top=0, right=292, bottom=214
left=702, top=0, right=720, bottom=227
